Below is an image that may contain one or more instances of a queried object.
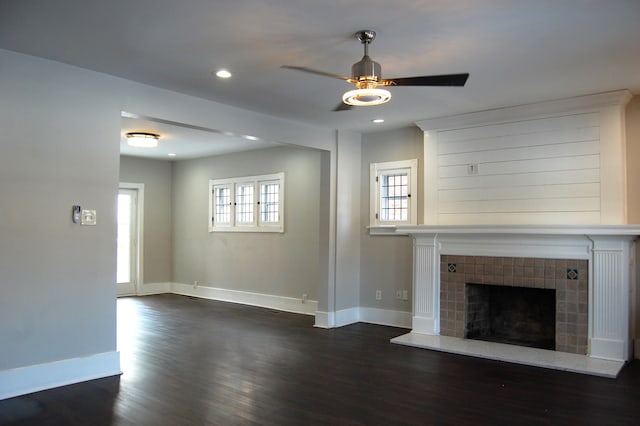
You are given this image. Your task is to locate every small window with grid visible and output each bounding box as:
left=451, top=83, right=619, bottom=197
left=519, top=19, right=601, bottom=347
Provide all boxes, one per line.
left=370, top=159, right=417, bottom=226
left=209, top=173, right=284, bottom=232
left=380, top=173, right=409, bottom=221
left=213, top=185, right=231, bottom=226
left=259, top=181, right=280, bottom=224
left=235, top=183, right=254, bottom=225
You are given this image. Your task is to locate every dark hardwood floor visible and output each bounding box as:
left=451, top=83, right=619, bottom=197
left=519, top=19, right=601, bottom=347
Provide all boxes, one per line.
left=2, top=294, right=640, bottom=425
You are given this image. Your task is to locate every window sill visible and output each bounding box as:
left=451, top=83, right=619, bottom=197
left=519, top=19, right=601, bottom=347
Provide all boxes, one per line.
left=209, top=226, right=284, bottom=233
left=367, top=225, right=410, bottom=236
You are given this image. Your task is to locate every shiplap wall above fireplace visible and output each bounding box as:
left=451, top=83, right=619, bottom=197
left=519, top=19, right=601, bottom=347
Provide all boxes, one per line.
left=416, top=91, right=632, bottom=226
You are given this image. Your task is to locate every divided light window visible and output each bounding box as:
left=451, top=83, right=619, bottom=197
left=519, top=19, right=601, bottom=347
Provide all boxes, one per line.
left=370, top=159, right=418, bottom=226
left=213, top=185, right=231, bottom=226
left=235, top=183, right=255, bottom=226
left=259, top=180, right=280, bottom=225
left=209, top=172, right=284, bottom=232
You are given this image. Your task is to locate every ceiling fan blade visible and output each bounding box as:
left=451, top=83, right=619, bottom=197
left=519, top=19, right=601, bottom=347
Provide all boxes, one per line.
left=333, top=101, right=353, bottom=111
left=384, top=73, right=469, bottom=87
left=281, top=65, right=353, bottom=82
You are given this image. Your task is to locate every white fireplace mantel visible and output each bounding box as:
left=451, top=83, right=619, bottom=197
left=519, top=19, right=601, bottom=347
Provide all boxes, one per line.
left=370, top=224, right=640, bottom=237
left=373, top=224, right=639, bottom=363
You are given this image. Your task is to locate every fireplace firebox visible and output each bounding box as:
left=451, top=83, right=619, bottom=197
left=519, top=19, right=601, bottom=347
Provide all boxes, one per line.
left=465, top=283, right=556, bottom=350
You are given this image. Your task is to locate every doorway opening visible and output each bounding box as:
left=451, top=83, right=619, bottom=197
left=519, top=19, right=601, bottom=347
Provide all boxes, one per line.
left=117, top=184, right=143, bottom=296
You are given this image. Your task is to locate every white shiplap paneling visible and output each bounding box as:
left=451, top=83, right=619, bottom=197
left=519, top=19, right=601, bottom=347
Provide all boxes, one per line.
left=418, top=91, right=631, bottom=225
left=434, top=113, right=601, bottom=224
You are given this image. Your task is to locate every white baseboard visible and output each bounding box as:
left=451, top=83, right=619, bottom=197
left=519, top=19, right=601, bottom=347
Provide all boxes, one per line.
left=137, top=282, right=172, bottom=295
left=0, top=351, right=121, bottom=400
left=590, top=337, right=627, bottom=362
left=360, top=307, right=412, bottom=329
left=121, top=282, right=411, bottom=330
left=314, top=311, right=332, bottom=328
left=171, top=283, right=317, bottom=316
left=320, top=307, right=412, bottom=329
left=335, top=307, right=360, bottom=327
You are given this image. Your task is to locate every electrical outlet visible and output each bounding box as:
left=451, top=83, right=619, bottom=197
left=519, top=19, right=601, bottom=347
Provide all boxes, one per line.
left=402, top=290, right=408, bottom=301
left=467, top=163, right=479, bottom=175
left=395, top=290, right=402, bottom=300
left=302, top=293, right=307, bottom=304
left=375, top=290, right=382, bottom=300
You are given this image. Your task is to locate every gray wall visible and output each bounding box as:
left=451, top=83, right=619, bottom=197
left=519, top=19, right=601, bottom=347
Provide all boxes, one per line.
left=335, top=131, right=362, bottom=312
left=360, top=126, right=424, bottom=312
left=172, top=145, right=323, bottom=300
left=0, top=50, right=120, bottom=370
left=119, top=156, right=173, bottom=284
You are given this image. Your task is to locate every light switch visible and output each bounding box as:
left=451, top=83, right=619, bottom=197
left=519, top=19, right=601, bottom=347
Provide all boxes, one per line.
left=81, top=209, right=97, bottom=225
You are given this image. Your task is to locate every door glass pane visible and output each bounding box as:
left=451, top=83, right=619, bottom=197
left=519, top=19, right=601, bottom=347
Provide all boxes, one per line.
left=117, top=193, right=132, bottom=284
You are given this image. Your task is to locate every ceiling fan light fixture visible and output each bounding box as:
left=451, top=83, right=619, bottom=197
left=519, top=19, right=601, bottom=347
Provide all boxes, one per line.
left=126, top=132, right=160, bottom=148
left=342, top=88, right=391, bottom=106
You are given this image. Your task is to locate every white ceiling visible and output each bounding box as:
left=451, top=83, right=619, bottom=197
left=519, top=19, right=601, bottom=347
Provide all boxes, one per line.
left=2, top=0, right=640, bottom=159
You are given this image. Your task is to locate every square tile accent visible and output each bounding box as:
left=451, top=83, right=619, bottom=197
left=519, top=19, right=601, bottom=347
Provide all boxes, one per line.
left=567, top=268, right=579, bottom=280
left=448, top=263, right=457, bottom=273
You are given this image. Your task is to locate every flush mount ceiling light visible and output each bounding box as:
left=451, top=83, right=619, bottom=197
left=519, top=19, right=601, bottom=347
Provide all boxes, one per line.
left=126, top=132, right=160, bottom=148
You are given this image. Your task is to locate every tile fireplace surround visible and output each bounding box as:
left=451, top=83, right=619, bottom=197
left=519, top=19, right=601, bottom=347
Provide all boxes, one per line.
left=440, top=255, right=588, bottom=354
left=372, top=225, right=639, bottom=377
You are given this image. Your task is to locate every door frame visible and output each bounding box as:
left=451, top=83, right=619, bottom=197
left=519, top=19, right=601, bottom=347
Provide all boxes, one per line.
left=118, top=182, right=144, bottom=296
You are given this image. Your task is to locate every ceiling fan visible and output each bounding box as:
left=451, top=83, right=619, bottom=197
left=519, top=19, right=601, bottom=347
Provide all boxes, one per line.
left=282, top=30, right=469, bottom=111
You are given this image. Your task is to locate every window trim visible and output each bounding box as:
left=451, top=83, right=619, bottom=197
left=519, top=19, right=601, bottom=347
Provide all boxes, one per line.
left=209, top=172, right=284, bottom=233
left=370, top=159, right=418, bottom=226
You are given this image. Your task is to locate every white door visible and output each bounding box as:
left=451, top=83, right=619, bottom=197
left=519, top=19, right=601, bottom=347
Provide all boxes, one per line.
left=117, top=188, right=139, bottom=296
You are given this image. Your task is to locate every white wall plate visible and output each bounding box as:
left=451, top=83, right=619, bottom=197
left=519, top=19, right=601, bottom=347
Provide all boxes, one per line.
left=81, top=209, right=96, bottom=225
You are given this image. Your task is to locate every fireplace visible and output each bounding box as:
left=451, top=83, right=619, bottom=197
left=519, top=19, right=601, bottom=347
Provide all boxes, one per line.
left=440, top=255, right=588, bottom=355
left=465, top=283, right=556, bottom=350
left=378, top=225, right=637, bottom=371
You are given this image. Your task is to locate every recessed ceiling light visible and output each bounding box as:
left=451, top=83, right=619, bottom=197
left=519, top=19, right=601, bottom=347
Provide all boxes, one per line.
left=215, top=69, right=232, bottom=79
left=168, top=153, right=177, bottom=157
left=372, top=118, right=385, bottom=123
left=243, top=135, right=259, bottom=141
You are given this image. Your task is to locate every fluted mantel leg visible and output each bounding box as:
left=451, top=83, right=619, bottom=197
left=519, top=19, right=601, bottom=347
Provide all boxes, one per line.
left=412, top=235, right=439, bottom=334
